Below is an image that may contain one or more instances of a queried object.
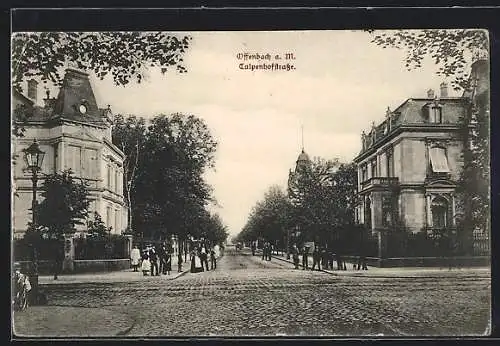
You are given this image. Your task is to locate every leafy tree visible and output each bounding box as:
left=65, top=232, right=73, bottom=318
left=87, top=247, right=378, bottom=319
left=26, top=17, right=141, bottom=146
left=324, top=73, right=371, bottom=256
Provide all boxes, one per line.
left=369, top=29, right=488, bottom=90
left=132, top=113, right=218, bottom=244
left=239, top=185, right=292, bottom=250
left=201, top=212, right=229, bottom=247
left=12, top=32, right=192, bottom=137
left=369, top=29, right=490, bottom=251
left=34, top=169, right=90, bottom=279
left=36, top=169, right=90, bottom=239
left=112, top=114, right=147, bottom=230
left=86, top=212, right=112, bottom=238
left=12, top=32, right=191, bottom=93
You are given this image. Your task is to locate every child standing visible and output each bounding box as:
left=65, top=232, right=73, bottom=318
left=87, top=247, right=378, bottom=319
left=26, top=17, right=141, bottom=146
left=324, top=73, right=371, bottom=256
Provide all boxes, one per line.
left=141, top=251, right=151, bottom=276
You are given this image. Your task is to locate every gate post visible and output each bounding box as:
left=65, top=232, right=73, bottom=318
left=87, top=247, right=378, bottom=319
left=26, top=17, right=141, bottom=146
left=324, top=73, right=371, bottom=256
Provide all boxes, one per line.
left=62, top=234, right=75, bottom=272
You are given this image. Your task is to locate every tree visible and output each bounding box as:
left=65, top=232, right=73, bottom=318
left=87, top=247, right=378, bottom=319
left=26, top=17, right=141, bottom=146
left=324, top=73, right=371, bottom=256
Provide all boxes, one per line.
left=86, top=212, right=112, bottom=238
left=36, top=169, right=90, bottom=239
left=12, top=32, right=191, bottom=93
left=12, top=32, right=192, bottom=137
left=35, top=169, right=90, bottom=279
left=369, top=29, right=490, bottom=250
left=239, top=185, right=292, bottom=249
left=112, top=114, right=147, bottom=231
left=369, top=29, right=488, bottom=90
left=132, top=113, right=218, bottom=244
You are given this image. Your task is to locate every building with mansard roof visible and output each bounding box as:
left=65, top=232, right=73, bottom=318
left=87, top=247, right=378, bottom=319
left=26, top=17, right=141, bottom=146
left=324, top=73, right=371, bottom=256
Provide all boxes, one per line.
left=12, top=68, right=128, bottom=239
left=353, top=59, right=489, bottom=239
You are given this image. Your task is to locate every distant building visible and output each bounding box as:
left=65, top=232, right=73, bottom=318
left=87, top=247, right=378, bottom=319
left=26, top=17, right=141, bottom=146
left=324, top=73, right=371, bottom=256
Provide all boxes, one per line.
left=12, top=68, right=128, bottom=239
left=353, top=59, right=489, bottom=237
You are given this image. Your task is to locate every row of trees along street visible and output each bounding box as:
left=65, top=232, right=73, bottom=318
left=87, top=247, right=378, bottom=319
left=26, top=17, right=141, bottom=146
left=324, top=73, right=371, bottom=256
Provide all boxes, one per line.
left=12, top=32, right=229, bottom=282
left=237, top=29, right=490, bottom=258
left=236, top=160, right=365, bottom=256
left=112, top=112, right=229, bottom=251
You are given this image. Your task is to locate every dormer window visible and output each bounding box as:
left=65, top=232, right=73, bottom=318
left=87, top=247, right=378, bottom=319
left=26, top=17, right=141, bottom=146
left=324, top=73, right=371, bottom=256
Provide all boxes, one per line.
left=430, top=106, right=442, bottom=123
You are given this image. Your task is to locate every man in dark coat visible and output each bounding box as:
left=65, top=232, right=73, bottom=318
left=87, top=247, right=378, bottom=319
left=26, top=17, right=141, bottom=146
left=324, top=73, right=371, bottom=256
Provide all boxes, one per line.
left=149, top=247, right=159, bottom=276
left=210, top=248, right=217, bottom=270
left=312, top=245, right=321, bottom=271
left=302, top=246, right=309, bottom=270
left=158, top=244, right=167, bottom=275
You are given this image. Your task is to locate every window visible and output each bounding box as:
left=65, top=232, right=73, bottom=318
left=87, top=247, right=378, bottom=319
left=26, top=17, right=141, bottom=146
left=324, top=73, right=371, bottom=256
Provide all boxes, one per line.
left=430, top=107, right=442, bottom=123
left=386, top=150, right=394, bottom=177
left=106, top=206, right=112, bottom=229
left=361, top=165, right=368, bottom=182
left=431, top=196, right=448, bottom=228
left=115, top=208, right=120, bottom=233
left=107, top=164, right=111, bottom=189
left=429, top=147, right=450, bottom=173
left=68, top=145, right=82, bottom=176
left=370, top=159, right=377, bottom=177
left=115, top=168, right=119, bottom=193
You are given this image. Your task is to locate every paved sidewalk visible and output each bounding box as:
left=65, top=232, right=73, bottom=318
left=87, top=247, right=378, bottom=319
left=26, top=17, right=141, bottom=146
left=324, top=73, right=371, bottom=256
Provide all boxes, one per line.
left=13, top=306, right=134, bottom=337
left=39, top=256, right=192, bottom=285
left=271, top=253, right=491, bottom=278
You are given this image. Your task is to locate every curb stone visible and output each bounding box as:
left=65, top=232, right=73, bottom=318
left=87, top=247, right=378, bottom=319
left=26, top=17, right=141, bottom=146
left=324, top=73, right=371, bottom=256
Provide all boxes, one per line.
left=271, top=254, right=490, bottom=279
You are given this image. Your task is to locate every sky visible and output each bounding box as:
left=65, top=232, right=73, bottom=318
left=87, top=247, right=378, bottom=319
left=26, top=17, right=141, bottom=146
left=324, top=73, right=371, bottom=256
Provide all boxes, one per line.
left=71, top=31, right=461, bottom=237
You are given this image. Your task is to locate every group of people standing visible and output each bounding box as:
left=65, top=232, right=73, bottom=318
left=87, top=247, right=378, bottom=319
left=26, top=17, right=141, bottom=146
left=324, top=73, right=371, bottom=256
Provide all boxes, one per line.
left=190, top=243, right=217, bottom=273
left=291, top=244, right=368, bottom=271
left=260, top=242, right=273, bottom=261
left=130, top=244, right=183, bottom=276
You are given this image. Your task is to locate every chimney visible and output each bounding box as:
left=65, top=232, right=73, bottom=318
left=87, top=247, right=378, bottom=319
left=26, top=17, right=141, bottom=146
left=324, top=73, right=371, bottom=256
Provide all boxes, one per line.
left=27, top=79, right=38, bottom=102
left=427, top=89, right=435, bottom=99
left=440, top=82, right=448, bottom=98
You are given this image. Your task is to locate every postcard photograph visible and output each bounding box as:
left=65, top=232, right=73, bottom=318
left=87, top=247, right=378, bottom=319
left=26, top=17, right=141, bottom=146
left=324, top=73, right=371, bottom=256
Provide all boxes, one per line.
left=11, top=29, right=491, bottom=338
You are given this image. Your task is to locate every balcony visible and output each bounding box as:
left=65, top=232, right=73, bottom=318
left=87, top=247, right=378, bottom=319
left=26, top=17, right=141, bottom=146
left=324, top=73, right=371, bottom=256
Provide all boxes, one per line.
left=360, top=177, right=399, bottom=192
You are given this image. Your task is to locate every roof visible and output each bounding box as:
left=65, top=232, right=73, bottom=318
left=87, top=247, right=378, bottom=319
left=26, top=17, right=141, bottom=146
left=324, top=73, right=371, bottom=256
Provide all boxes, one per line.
left=13, top=68, right=110, bottom=127
left=296, top=149, right=310, bottom=162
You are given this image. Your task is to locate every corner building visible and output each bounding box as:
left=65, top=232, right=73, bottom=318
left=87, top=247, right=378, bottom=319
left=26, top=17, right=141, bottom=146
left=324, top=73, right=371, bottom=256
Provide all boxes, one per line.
left=353, top=59, right=488, bottom=238
left=12, top=68, right=128, bottom=239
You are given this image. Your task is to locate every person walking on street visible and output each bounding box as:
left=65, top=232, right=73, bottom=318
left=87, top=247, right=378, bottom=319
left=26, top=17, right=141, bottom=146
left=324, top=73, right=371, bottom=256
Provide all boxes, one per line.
left=267, top=243, right=272, bottom=261
left=321, top=247, right=328, bottom=269
left=302, top=246, right=309, bottom=270
left=210, top=248, right=217, bottom=270
left=164, top=248, right=172, bottom=275
left=177, top=252, right=183, bottom=273
left=158, top=244, right=166, bottom=275
left=292, top=245, right=300, bottom=269
left=251, top=242, right=256, bottom=256
left=200, top=245, right=210, bottom=271
left=262, top=242, right=267, bottom=260
left=131, top=245, right=141, bottom=272
left=312, top=245, right=321, bottom=271
left=149, top=246, right=159, bottom=276
left=328, top=248, right=334, bottom=270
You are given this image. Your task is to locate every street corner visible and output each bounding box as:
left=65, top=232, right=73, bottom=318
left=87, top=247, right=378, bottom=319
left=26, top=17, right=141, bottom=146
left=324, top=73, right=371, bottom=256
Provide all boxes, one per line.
left=12, top=306, right=135, bottom=338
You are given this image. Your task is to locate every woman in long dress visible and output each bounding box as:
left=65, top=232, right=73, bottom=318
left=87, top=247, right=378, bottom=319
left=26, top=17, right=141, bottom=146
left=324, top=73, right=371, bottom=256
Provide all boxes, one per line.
left=130, top=246, right=141, bottom=272
left=165, top=250, right=172, bottom=275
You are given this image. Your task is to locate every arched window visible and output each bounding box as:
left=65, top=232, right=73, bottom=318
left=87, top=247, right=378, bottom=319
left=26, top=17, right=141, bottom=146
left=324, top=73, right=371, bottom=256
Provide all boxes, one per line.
left=431, top=196, right=448, bottom=229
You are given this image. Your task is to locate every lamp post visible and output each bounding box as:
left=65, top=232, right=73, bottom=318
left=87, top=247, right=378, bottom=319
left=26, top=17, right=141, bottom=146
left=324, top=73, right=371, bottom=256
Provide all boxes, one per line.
left=23, top=139, right=45, bottom=305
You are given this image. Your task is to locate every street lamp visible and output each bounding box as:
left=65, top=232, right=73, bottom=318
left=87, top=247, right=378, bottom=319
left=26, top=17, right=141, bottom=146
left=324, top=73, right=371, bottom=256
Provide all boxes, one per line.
left=23, top=139, right=45, bottom=305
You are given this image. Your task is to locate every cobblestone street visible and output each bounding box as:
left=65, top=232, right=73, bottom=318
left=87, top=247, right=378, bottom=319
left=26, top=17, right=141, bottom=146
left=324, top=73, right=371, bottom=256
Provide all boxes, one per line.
left=15, top=248, right=490, bottom=337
